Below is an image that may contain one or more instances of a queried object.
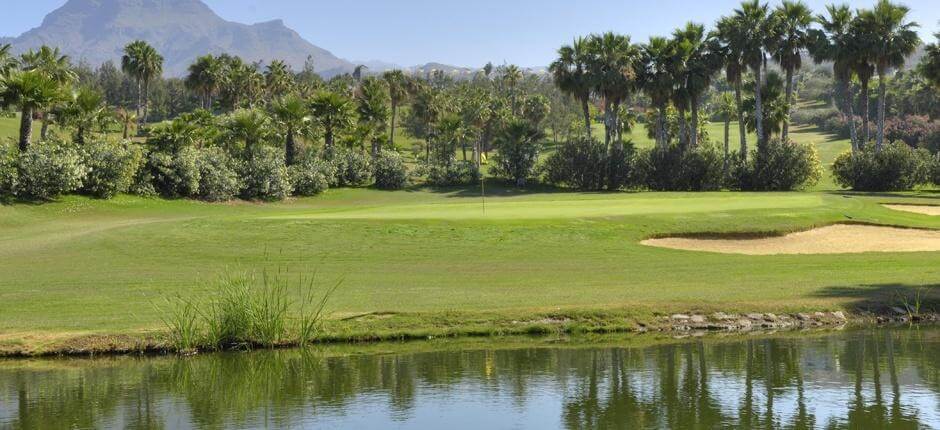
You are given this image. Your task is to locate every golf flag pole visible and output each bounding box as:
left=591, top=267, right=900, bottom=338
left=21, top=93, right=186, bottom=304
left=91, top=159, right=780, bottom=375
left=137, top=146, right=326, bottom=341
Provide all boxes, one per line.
left=481, top=152, right=486, bottom=216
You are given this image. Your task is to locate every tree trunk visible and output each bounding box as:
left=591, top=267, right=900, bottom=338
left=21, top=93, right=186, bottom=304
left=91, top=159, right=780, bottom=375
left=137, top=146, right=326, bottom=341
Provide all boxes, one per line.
left=657, top=105, right=667, bottom=149
left=678, top=107, right=688, bottom=150
left=461, top=142, right=467, bottom=161
left=735, top=80, right=747, bottom=159
left=77, top=127, right=85, bottom=146
left=325, top=127, right=334, bottom=150
left=581, top=98, right=592, bottom=139
left=861, top=77, right=870, bottom=145
left=840, top=78, right=859, bottom=152
left=724, top=116, right=730, bottom=173
left=40, top=117, right=49, bottom=141
left=754, top=62, right=765, bottom=153
left=18, top=108, right=33, bottom=152
left=782, top=67, right=794, bottom=141
left=425, top=137, right=431, bottom=163
left=285, top=128, right=296, bottom=166
left=690, top=95, right=699, bottom=149
left=389, top=102, right=397, bottom=147
left=603, top=99, right=613, bottom=149
left=123, top=122, right=129, bottom=140
left=876, top=73, right=886, bottom=151
left=136, top=80, right=143, bottom=127
left=142, top=80, right=150, bottom=125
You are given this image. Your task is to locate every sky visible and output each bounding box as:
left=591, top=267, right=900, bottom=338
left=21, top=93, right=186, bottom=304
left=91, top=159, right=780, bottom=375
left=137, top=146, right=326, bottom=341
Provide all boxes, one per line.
left=2, top=0, right=939, bottom=67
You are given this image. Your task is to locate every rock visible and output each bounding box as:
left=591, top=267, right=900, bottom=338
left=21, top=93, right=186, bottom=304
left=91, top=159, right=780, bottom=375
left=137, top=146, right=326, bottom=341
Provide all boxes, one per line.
left=832, top=311, right=847, bottom=320
left=765, top=313, right=778, bottom=321
left=796, top=313, right=812, bottom=321
left=690, top=315, right=707, bottom=324
left=671, top=314, right=691, bottom=321
left=712, top=312, right=736, bottom=321
left=736, top=319, right=753, bottom=328
left=746, top=313, right=764, bottom=320
left=814, top=312, right=826, bottom=318
left=890, top=306, right=908, bottom=316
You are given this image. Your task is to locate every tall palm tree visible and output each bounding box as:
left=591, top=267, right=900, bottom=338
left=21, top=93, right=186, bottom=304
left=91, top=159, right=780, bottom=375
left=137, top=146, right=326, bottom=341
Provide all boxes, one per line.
left=223, top=108, right=271, bottom=155
left=639, top=37, right=677, bottom=149
left=771, top=0, right=813, bottom=141
left=857, top=0, right=920, bottom=151
left=550, top=37, right=595, bottom=139
left=716, top=92, right=738, bottom=170
left=356, top=76, right=391, bottom=155
left=809, top=4, right=860, bottom=151
left=121, top=40, right=163, bottom=126
left=500, top=64, right=523, bottom=114
left=265, top=60, right=294, bottom=99
left=847, top=16, right=878, bottom=145
left=672, top=23, right=722, bottom=149
left=185, top=55, right=223, bottom=110
left=20, top=46, right=77, bottom=140
left=115, top=107, right=137, bottom=140
left=920, top=32, right=940, bottom=88
left=734, top=0, right=772, bottom=152
left=715, top=15, right=750, bottom=157
left=0, top=44, right=16, bottom=77
left=270, top=95, right=310, bottom=165
left=60, top=87, right=109, bottom=145
left=382, top=70, right=409, bottom=147
left=309, top=91, right=355, bottom=151
left=0, top=69, right=65, bottom=150
left=586, top=32, right=638, bottom=151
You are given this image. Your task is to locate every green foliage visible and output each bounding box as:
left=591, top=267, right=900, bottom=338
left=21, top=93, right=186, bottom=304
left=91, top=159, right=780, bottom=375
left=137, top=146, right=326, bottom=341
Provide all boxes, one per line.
left=148, top=148, right=200, bottom=198
left=832, top=142, right=932, bottom=191
left=196, top=147, right=241, bottom=202
left=636, top=144, right=724, bottom=191
left=490, top=120, right=543, bottom=186
left=542, top=137, right=610, bottom=190
left=289, top=156, right=334, bottom=196
left=15, top=141, right=87, bottom=200
left=239, top=146, right=292, bottom=201
left=731, top=139, right=821, bottom=191
left=0, top=143, right=18, bottom=197
left=424, top=161, right=480, bottom=186
left=372, top=150, right=409, bottom=190
left=80, top=141, right=144, bottom=198
left=328, top=148, right=373, bottom=187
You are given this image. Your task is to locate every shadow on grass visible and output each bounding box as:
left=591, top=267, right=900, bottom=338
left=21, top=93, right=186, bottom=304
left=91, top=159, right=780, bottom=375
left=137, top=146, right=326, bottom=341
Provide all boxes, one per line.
left=825, top=190, right=940, bottom=201
left=404, top=178, right=619, bottom=199
left=812, top=283, right=940, bottom=314
left=794, top=125, right=849, bottom=143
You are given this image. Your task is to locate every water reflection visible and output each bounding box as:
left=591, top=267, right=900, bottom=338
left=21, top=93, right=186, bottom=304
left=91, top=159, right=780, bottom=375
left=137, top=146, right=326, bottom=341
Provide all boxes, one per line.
left=1, top=328, right=939, bottom=429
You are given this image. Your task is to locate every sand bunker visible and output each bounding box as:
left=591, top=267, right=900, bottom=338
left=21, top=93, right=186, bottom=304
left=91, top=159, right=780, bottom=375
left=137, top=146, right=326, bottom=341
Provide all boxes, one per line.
left=884, top=204, right=940, bottom=216
left=641, top=224, right=940, bottom=255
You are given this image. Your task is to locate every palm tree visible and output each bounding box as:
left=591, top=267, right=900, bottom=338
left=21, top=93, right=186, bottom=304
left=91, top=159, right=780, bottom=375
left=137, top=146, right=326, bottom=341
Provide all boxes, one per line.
left=20, top=46, right=77, bottom=140
left=771, top=0, right=813, bottom=141
left=672, top=23, right=722, bottom=149
left=734, top=0, right=772, bottom=152
left=715, top=15, right=750, bottom=157
left=857, top=0, right=920, bottom=151
left=382, top=70, right=409, bottom=148
left=0, top=44, right=16, bottom=77
left=586, top=32, right=638, bottom=151
left=270, top=95, right=310, bottom=165
left=716, top=92, right=737, bottom=169
left=847, top=16, right=878, bottom=145
left=265, top=60, right=294, bottom=99
left=356, top=77, right=391, bottom=155
left=223, top=108, right=271, bottom=155
left=185, top=55, right=223, bottom=110
left=550, top=37, right=595, bottom=139
left=809, top=4, right=860, bottom=151
left=115, top=107, right=137, bottom=139
left=352, top=65, right=368, bottom=84
left=639, top=37, right=677, bottom=149
left=0, top=69, right=65, bottom=150
left=309, top=91, right=355, bottom=151
left=121, top=40, right=163, bottom=126
left=920, top=32, right=940, bottom=88
left=60, top=87, right=108, bottom=145
left=500, top=65, right=523, bottom=114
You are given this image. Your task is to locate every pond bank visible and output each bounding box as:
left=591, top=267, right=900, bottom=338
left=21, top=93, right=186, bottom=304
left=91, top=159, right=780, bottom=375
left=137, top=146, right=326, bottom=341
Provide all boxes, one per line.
left=1, top=307, right=935, bottom=359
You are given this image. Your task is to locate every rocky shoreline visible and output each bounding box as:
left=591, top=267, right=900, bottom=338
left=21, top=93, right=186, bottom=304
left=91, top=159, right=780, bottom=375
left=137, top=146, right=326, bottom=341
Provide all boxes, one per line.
left=657, top=309, right=938, bottom=333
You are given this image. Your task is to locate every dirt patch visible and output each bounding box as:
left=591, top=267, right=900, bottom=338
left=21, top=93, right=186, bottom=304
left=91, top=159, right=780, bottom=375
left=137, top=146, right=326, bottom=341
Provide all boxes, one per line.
left=884, top=204, right=940, bottom=216
left=641, top=224, right=940, bottom=255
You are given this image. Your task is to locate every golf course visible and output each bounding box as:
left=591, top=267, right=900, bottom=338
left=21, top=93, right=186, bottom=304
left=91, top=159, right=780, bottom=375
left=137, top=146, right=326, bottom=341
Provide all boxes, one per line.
left=1, top=116, right=939, bottom=354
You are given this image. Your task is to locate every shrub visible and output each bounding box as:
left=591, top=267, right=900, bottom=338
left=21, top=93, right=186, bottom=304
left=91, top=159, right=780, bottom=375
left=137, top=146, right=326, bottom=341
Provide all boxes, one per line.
left=372, top=150, right=409, bottom=190
left=490, top=121, right=543, bottom=186
left=542, top=137, right=609, bottom=190
left=80, top=141, right=145, bottom=198
left=0, top=144, right=18, bottom=198
left=328, top=148, right=372, bottom=187
left=789, top=106, right=841, bottom=127
left=933, top=155, right=940, bottom=185
left=732, top=139, right=821, bottom=191
left=15, top=142, right=87, bottom=200
left=289, top=156, right=334, bottom=196
left=425, top=160, right=480, bottom=186
left=147, top=147, right=201, bottom=198
left=636, top=143, right=724, bottom=191
left=197, top=147, right=241, bottom=202
left=831, top=142, right=931, bottom=191
left=240, top=146, right=292, bottom=200
left=884, top=115, right=940, bottom=152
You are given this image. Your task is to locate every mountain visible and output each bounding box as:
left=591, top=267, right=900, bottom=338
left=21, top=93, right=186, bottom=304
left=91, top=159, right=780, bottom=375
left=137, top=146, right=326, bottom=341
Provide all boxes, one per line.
left=0, top=0, right=354, bottom=77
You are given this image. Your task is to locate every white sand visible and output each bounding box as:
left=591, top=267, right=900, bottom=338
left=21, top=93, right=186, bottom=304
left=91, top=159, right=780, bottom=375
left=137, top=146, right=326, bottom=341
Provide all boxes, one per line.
left=884, top=204, right=940, bottom=216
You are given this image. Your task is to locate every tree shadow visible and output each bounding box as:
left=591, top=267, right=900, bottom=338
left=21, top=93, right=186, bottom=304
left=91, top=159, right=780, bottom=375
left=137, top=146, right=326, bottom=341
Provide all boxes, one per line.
left=825, top=190, right=940, bottom=201
left=405, top=178, right=622, bottom=199
left=811, top=283, right=940, bottom=314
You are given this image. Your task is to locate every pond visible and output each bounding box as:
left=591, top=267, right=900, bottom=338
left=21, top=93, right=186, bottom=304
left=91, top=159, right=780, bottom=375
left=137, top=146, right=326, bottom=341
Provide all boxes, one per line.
left=1, top=327, right=939, bottom=429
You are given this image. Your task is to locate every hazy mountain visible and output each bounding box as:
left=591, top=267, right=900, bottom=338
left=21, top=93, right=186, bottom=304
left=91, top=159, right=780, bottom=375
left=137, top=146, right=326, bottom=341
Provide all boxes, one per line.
left=0, top=0, right=354, bottom=77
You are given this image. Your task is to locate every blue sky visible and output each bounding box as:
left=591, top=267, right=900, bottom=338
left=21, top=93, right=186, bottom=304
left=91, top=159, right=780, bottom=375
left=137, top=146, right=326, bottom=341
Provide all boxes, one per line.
left=3, top=0, right=939, bottom=67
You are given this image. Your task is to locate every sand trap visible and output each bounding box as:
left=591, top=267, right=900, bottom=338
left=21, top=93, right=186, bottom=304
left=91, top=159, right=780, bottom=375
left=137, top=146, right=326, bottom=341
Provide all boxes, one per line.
left=884, top=204, right=940, bottom=216
left=641, top=224, right=940, bottom=255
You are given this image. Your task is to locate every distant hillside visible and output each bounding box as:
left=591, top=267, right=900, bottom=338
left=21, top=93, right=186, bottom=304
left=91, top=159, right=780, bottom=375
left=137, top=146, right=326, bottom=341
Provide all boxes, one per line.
left=0, top=0, right=354, bottom=77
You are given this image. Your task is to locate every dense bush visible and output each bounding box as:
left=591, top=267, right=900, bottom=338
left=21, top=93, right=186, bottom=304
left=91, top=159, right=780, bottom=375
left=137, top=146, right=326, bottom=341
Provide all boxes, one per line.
left=80, top=141, right=145, bottom=198
left=289, top=156, right=334, bottom=196
left=197, top=147, right=241, bottom=202
left=542, top=138, right=609, bottom=190
left=329, top=148, right=372, bottom=187
left=731, top=139, right=821, bottom=191
left=490, top=121, right=543, bottom=186
left=15, top=142, right=88, bottom=200
left=148, top=147, right=201, bottom=198
left=933, top=155, right=940, bottom=185
left=636, top=143, right=724, bottom=191
left=832, top=143, right=932, bottom=191
left=239, top=147, right=292, bottom=200
left=372, top=150, right=409, bottom=190
left=424, top=160, right=481, bottom=186
left=788, top=106, right=841, bottom=128
left=0, top=144, right=18, bottom=198
left=883, top=115, right=940, bottom=152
